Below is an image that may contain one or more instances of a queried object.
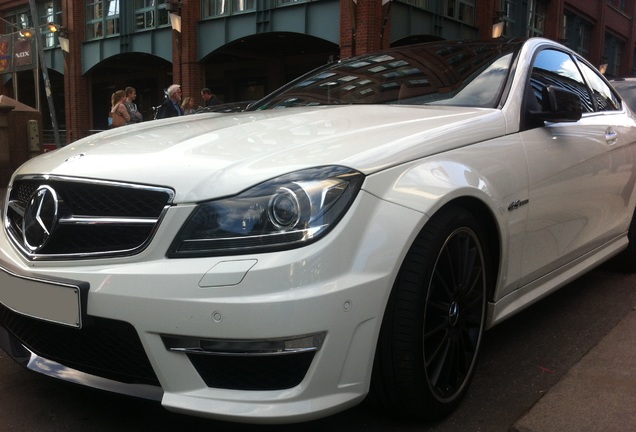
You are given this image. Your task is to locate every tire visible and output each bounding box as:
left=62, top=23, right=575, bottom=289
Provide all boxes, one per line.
left=371, top=206, right=490, bottom=421
left=613, top=212, right=636, bottom=272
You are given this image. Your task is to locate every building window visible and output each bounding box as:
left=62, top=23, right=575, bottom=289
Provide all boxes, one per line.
left=445, top=0, right=475, bottom=25
left=563, top=11, right=591, bottom=57
left=202, top=0, right=227, bottom=17
left=3, top=8, right=32, bottom=32
left=526, top=0, right=545, bottom=37
left=3, top=2, right=61, bottom=49
left=234, top=0, right=256, bottom=11
left=40, top=1, right=63, bottom=49
left=608, top=0, right=626, bottom=12
left=499, top=0, right=545, bottom=38
left=202, top=0, right=257, bottom=18
left=135, top=0, right=170, bottom=31
left=86, top=0, right=120, bottom=39
left=604, top=33, right=624, bottom=77
left=277, top=0, right=310, bottom=5
left=500, top=0, right=517, bottom=37
left=399, top=0, right=428, bottom=7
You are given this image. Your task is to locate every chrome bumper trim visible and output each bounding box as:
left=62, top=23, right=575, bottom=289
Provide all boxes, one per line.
left=162, top=332, right=326, bottom=357
left=0, top=326, right=163, bottom=401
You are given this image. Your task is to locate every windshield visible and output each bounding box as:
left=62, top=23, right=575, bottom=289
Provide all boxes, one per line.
left=252, top=40, right=521, bottom=110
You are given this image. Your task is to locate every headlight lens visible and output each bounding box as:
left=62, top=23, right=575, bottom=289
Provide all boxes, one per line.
left=167, top=166, right=364, bottom=257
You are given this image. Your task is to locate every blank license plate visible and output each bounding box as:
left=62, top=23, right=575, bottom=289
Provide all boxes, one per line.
left=0, top=266, right=83, bottom=328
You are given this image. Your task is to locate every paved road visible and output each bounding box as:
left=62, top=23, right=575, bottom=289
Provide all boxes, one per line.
left=1, top=264, right=635, bottom=432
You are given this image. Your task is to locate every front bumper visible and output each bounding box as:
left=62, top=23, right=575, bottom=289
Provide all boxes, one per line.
left=0, top=192, right=423, bottom=423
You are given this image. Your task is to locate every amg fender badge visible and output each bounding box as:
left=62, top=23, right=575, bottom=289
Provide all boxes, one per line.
left=508, top=199, right=529, bottom=211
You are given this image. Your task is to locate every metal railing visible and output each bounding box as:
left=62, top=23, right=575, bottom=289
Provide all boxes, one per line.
left=42, top=129, right=67, bottom=147
left=43, top=129, right=110, bottom=149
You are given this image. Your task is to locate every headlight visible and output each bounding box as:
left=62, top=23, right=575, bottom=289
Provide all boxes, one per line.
left=167, top=166, right=364, bottom=257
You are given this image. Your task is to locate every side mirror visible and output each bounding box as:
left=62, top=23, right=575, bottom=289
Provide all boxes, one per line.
left=530, top=85, right=582, bottom=123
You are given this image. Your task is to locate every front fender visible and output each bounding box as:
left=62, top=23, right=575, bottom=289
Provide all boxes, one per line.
left=363, top=134, right=530, bottom=301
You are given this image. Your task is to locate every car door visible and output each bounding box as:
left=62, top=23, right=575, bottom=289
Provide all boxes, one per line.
left=517, top=48, right=636, bottom=286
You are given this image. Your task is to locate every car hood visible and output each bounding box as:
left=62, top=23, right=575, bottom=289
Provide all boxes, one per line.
left=15, top=105, right=505, bottom=202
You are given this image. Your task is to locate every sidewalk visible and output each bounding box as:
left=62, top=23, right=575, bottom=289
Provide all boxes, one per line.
left=510, top=306, right=636, bottom=432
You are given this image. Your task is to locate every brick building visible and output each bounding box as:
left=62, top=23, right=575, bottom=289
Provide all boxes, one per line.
left=0, top=0, right=635, bottom=146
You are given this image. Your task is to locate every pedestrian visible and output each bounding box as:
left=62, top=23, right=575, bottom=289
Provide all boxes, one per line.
left=181, top=96, right=197, bottom=115
left=124, top=87, right=143, bottom=123
left=201, top=87, right=221, bottom=107
left=109, top=90, right=130, bottom=128
left=156, top=84, right=183, bottom=119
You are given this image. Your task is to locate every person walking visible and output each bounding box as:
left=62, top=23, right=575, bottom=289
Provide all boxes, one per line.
left=156, top=84, right=183, bottom=119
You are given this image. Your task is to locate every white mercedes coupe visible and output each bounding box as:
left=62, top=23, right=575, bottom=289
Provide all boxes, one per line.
left=1, top=38, right=635, bottom=424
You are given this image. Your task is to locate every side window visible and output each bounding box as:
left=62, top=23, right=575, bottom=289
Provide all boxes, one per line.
left=528, top=49, right=594, bottom=113
left=578, top=61, right=620, bottom=111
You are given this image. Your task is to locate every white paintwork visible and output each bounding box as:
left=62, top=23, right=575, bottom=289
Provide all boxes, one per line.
left=2, top=38, right=636, bottom=423
left=18, top=105, right=503, bottom=202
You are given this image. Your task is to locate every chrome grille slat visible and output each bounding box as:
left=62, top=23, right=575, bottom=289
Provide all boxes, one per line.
left=59, top=216, right=159, bottom=225
left=4, top=176, right=174, bottom=260
left=7, top=200, right=26, bottom=216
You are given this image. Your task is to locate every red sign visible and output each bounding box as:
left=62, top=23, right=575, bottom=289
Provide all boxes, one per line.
left=0, top=34, right=36, bottom=74
left=0, top=36, right=11, bottom=74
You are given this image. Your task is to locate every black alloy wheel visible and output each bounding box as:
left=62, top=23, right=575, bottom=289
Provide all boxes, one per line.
left=372, top=205, right=489, bottom=421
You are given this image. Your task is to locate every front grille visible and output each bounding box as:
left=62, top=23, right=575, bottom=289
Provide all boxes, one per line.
left=0, top=303, right=159, bottom=386
left=187, top=352, right=315, bottom=390
left=5, top=177, right=174, bottom=260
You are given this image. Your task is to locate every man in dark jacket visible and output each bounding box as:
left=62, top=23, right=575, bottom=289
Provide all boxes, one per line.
left=201, top=87, right=221, bottom=107
left=156, top=84, right=183, bottom=119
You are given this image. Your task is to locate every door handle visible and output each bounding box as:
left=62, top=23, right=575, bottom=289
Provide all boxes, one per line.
left=605, top=127, right=618, bottom=145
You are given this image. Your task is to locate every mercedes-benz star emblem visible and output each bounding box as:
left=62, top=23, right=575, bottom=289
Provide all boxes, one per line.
left=22, top=185, right=60, bottom=252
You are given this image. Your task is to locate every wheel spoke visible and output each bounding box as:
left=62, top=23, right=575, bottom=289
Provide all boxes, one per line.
left=432, top=263, right=454, bottom=298
left=426, top=331, right=451, bottom=386
left=427, top=299, right=451, bottom=314
left=424, top=228, right=486, bottom=400
left=424, top=319, right=449, bottom=342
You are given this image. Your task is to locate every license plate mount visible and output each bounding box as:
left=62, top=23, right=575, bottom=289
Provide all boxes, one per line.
left=0, top=266, right=88, bottom=328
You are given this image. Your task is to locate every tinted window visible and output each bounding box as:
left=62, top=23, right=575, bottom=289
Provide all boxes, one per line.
left=578, top=62, right=620, bottom=111
left=252, top=41, right=521, bottom=110
left=529, top=49, right=593, bottom=113
left=611, top=79, right=636, bottom=111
